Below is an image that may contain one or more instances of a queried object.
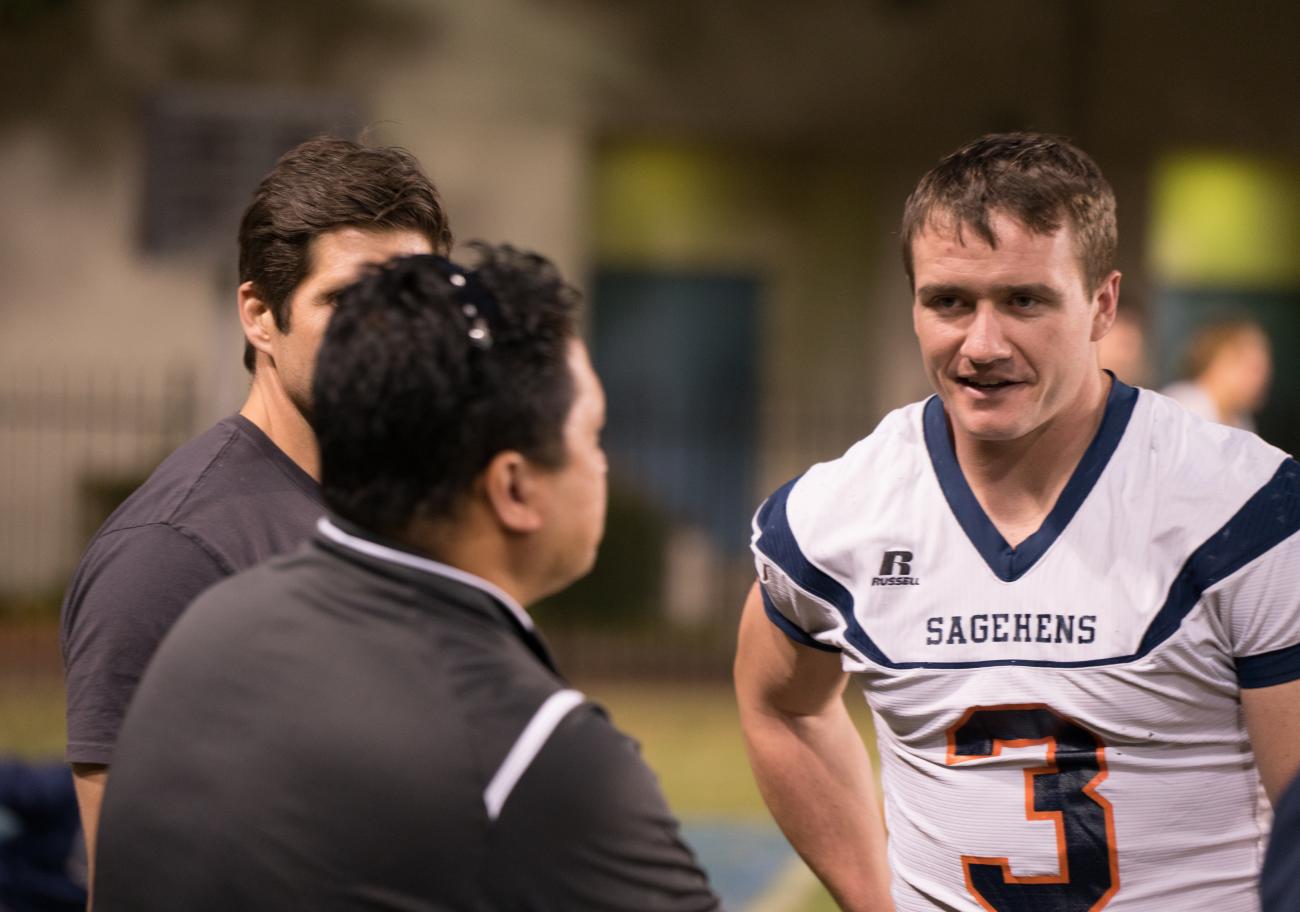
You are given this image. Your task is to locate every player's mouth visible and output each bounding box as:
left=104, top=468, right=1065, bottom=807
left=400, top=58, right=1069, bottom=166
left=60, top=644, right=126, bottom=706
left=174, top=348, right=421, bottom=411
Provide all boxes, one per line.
left=954, top=377, right=1022, bottom=397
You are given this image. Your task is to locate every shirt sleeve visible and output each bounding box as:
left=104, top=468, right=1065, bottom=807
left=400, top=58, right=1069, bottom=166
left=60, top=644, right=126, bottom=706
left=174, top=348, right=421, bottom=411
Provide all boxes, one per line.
left=750, top=478, right=848, bottom=654
left=487, top=703, right=721, bottom=911
left=61, top=523, right=228, bottom=765
left=1215, top=459, right=1300, bottom=689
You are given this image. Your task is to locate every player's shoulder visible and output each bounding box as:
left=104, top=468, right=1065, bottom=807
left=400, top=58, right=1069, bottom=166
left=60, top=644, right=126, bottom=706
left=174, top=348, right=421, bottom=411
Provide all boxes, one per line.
left=87, top=416, right=321, bottom=579
left=812, top=397, right=930, bottom=483
left=90, top=417, right=252, bottom=536
left=156, top=545, right=309, bottom=651
left=1124, top=388, right=1296, bottom=571
left=493, top=695, right=671, bottom=828
left=754, top=398, right=931, bottom=532
left=1135, top=386, right=1291, bottom=503
left=483, top=693, right=720, bottom=908
left=188, top=539, right=305, bottom=598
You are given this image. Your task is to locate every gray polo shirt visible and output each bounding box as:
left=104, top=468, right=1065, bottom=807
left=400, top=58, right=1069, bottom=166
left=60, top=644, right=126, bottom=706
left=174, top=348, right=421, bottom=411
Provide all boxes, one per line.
left=93, top=517, right=722, bottom=911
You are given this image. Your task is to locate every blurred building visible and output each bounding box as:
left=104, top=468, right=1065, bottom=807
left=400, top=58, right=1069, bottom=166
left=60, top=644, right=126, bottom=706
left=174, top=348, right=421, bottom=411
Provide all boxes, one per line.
left=1, top=0, right=1297, bottom=647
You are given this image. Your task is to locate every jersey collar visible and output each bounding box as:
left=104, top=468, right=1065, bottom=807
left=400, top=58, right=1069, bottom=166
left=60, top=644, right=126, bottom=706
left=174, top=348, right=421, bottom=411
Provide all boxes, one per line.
left=923, top=373, right=1139, bottom=582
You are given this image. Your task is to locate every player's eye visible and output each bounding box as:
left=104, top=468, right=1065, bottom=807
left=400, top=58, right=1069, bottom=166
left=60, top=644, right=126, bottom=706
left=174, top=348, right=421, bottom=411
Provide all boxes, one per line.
left=928, top=295, right=964, bottom=310
left=1008, top=294, right=1037, bottom=310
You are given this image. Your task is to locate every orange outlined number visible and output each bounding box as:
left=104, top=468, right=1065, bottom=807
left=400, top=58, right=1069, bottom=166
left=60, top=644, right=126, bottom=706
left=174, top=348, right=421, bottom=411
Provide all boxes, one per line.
left=946, top=704, right=1119, bottom=912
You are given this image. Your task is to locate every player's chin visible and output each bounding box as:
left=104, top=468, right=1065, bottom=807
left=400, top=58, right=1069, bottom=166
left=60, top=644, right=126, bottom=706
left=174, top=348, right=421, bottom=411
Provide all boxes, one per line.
left=948, top=405, right=1028, bottom=442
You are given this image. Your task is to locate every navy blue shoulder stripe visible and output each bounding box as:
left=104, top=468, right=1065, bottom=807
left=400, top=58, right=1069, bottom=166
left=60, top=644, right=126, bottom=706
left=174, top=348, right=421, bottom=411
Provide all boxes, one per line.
left=759, top=586, right=840, bottom=653
left=1237, top=640, right=1300, bottom=689
left=753, top=477, right=849, bottom=613
left=894, top=456, right=1300, bottom=671
left=752, top=477, right=888, bottom=664
left=1140, top=456, right=1300, bottom=660
left=757, top=457, right=1300, bottom=672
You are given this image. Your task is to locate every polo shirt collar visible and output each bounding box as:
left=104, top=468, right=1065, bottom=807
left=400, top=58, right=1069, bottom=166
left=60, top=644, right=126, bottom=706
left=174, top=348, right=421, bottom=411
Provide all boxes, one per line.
left=314, top=516, right=535, bottom=633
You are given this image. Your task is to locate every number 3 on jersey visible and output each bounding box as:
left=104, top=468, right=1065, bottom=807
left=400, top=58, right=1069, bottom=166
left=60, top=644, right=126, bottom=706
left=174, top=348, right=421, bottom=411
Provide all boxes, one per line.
left=946, top=704, right=1120, bottom=912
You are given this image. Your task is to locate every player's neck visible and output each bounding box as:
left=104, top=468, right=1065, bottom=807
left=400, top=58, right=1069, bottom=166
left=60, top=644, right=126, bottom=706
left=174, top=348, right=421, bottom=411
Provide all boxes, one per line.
left=953, top=372, right=1111, bottom=547
left=240, top=369, right=320, bottom=481
left=395, top=514, right=536, bottom=610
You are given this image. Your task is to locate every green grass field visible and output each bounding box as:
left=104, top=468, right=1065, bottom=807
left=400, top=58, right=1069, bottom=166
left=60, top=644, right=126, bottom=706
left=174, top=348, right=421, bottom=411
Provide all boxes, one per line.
left=586, top=680, right=877, bottom=912
left=0, top=633, right=874, bottom=911
left=0, top=674, right=66, bottom=761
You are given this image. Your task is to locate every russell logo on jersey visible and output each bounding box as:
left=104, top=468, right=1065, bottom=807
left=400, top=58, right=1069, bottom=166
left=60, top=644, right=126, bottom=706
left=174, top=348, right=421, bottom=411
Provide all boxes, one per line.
left=872, top=550, right=920, bottom=586
left=868, top=549, right=1101, bottom=647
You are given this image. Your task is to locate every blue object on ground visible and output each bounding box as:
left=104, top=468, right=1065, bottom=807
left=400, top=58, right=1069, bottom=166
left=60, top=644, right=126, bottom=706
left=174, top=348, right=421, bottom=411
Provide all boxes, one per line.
left=0, top=759, right=87, bottom=912
left=681, top=817, right=797, bottom=911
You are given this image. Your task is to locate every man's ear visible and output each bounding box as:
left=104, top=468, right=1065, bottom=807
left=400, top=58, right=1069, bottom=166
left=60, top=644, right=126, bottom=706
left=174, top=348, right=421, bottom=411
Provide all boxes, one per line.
left=238, top=281, right=277, bottom=359
left=1090, top=270, right=1122, bottom=342
left=481, top=451, right=545, bottom=534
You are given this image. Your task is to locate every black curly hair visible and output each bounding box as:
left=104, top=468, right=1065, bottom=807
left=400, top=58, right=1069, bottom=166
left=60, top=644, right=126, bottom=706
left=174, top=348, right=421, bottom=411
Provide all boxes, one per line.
left=312, top=243, right=581, bottom=533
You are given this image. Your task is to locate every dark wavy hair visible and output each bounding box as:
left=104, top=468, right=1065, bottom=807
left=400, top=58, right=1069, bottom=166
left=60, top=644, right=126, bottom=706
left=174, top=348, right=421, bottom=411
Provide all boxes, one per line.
left=901, top=132, right=1117, bottom=293
left=238, top=136, right=453, bottom=371
left=313, top=243, right=581, bottom=533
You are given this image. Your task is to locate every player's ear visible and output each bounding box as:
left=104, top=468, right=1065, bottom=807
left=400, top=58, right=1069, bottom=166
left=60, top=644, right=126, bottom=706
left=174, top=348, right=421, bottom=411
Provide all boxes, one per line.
left=239, top=281, right=277, bottom=358
left=481, top=451, right=545, bottom=534
left=1090, top=270, right=1122, bottom=342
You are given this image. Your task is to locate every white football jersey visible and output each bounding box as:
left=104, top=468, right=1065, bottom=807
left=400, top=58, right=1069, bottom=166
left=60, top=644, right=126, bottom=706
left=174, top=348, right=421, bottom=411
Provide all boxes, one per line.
left=753, top=379, right=1300, bottom=911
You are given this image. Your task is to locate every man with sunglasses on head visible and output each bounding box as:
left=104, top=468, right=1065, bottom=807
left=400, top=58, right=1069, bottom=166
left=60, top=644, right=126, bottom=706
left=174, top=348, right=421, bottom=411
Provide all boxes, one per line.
left=92, top=247, right=721, bottom=911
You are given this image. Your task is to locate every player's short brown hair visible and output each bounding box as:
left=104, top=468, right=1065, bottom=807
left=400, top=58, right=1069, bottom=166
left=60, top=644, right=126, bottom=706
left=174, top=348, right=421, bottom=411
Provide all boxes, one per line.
left=901, top=132, right=1117, bottom=293
left=238, top=136, right=453, bottom=371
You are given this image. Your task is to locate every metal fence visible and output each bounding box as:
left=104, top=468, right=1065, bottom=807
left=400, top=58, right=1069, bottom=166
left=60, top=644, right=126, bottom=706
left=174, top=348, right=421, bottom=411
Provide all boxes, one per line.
left=0, top=366, right=197, bottom=611
left=545, top=392, right=881, bottom=679
left=0, top=367, right=877, bottom=680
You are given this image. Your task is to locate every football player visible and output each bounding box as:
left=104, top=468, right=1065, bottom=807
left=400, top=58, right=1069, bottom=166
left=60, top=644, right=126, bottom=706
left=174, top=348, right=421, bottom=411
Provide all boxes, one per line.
left=735, top=132, right=1300, bottom=911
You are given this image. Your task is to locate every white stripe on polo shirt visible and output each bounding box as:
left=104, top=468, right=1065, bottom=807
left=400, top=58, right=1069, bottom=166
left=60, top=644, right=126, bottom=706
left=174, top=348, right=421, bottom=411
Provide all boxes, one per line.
left=316, top=516, right=534, bottom=631
left=483, top=689, right=586, bottom=821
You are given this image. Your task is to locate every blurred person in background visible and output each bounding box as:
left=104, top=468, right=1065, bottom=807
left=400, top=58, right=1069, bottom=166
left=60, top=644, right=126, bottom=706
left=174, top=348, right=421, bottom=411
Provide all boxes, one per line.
left=91, top=248, right=720, bottom=911
left=1097, top=308, right=1150, bottom=388
left=59, top=137, right=452, bottom=875
left=736, top=133, right=1300, bottom=911
left=1161, top=317, right=1272, bottom=431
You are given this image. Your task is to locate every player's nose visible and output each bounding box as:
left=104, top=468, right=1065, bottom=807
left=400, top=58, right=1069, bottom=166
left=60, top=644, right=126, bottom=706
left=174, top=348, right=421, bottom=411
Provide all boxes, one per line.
left=960, top=305, right=1012, bottom=364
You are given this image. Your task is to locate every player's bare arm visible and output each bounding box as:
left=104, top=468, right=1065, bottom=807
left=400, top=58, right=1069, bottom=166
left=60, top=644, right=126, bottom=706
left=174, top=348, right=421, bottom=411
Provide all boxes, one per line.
left=71, top=762, right=106, bottom=897
left=735, top=582, right=895, bottom=912
left=1242, top=678, right=1300, bottom=803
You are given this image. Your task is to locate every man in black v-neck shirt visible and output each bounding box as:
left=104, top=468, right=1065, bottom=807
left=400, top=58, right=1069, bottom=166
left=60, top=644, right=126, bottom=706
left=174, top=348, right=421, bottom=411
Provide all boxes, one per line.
left=93, top=247, right=720, bottom=910
left=62, top=414, right=322, bottom=763
left=60, top=137, right=453, bottom=869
